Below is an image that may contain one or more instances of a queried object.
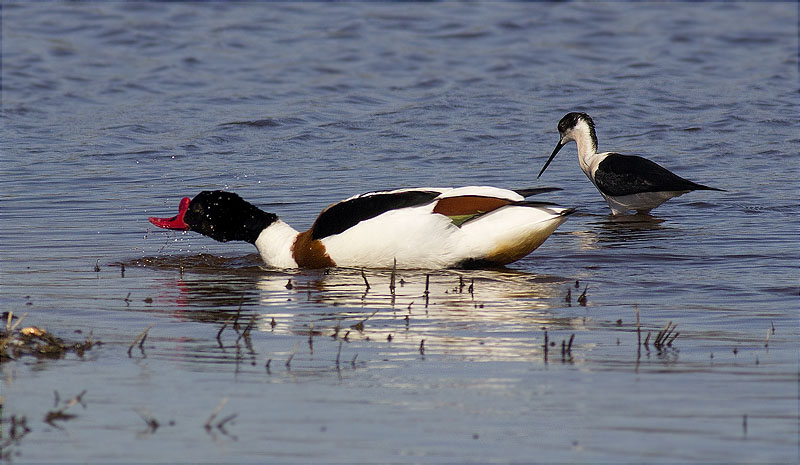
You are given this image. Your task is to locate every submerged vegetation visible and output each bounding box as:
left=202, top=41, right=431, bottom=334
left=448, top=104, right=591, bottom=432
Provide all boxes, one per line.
left=1, top=312, right=100, bottom=363
left=1, top=311, right=101, bottom=461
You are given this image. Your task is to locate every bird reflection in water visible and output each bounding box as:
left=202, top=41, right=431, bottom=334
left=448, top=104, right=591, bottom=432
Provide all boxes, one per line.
left=572, top=213, right=672, bottom=250
left=124, top=255, right=586, bottom=335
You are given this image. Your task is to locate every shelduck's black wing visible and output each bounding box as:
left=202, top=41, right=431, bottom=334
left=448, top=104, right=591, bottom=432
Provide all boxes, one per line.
left=310, top=189, right=441, bottom=240
left=595, top=153, right=720, bottom=197
left=513, top=187, right=562, bottom=198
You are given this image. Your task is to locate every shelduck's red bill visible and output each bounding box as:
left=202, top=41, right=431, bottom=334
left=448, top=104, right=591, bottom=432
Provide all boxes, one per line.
left=149, top=197, right=192, bottom=230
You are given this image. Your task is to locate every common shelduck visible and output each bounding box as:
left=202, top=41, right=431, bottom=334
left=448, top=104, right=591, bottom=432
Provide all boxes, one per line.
left=149, top=187, right=574, bottom=269
left=537, top=112, right=723, bottom=215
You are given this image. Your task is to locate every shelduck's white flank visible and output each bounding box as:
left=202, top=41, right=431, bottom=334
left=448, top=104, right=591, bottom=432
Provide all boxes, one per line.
left=319, top=195, right=566, bottom=269
left=149, top=186, right=573, bottom=270
left=538, top=112, right=723, bottom=215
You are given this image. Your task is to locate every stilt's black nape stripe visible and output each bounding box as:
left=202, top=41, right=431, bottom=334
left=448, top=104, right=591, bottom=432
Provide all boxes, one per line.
left=184, top=190, right=278, bottom=244
left=310, top=190, right=440, bottom=240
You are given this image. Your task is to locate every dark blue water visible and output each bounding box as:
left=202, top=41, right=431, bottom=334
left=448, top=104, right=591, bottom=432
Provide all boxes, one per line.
left=2, top=2, right=798, bottom=462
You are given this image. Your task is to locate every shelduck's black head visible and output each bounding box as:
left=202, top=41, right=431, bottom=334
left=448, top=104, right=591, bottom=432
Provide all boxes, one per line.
left=537, top=112, right=598, bottom=179
left=149, top=190, right=278, bottom=244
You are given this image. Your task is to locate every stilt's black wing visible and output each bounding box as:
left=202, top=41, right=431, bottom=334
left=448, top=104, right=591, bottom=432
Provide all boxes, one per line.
left=310, top=190, right=441, bottom=240
left=595, top=153, right=715, bottom=196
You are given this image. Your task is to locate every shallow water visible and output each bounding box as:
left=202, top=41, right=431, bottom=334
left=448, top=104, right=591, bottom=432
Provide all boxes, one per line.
left=1, top=2, right=798, bottom=462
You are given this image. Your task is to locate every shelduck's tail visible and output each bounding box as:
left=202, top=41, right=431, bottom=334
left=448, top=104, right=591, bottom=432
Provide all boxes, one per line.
left=458, top=204, right=575, bottom=266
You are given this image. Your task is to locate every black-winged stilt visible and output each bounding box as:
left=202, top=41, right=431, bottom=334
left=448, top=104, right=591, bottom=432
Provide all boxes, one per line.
left=537, top=112, right=723, bottom=215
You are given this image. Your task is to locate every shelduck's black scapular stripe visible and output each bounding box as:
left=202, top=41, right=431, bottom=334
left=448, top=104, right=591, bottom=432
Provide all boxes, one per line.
left=594, top=153, right=720, bottom=197
left=309, top=190, right=441, bottom=240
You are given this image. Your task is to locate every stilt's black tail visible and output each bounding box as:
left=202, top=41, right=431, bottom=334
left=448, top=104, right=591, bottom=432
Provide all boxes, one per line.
left=691, top=183, right=726, bottom=192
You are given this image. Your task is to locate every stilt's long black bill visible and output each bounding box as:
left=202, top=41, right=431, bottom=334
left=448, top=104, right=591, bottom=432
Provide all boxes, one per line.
left=537, top=141, right=564, bottom=179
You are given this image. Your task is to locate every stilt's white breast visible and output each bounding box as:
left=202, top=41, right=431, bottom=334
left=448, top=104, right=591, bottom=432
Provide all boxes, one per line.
left=602, top=190, right=690, bottom=215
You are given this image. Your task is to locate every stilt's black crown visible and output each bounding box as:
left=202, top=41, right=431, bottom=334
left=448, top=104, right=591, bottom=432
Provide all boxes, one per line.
left=559, top=112, right=597, bottom=152
left=558, top=112, right=594, bottom=134
left=184, top=190, right=277, bottom=244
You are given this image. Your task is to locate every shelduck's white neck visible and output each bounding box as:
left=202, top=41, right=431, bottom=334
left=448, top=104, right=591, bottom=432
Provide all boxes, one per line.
left=254, top=220, right=300, bottom=268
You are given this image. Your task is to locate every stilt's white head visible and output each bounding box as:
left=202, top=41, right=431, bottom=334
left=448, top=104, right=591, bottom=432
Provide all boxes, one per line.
left=538, top=112, right=598, bottom=179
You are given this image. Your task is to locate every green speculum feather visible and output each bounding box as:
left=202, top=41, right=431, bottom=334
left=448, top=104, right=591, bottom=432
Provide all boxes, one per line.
left=449, top=213, right=481, bottom=227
